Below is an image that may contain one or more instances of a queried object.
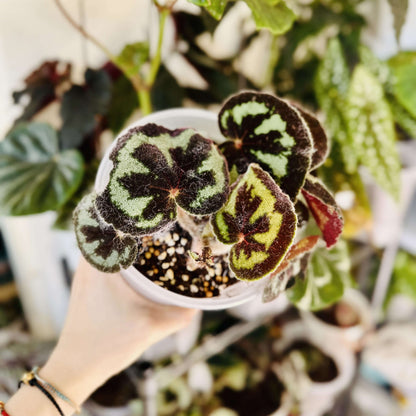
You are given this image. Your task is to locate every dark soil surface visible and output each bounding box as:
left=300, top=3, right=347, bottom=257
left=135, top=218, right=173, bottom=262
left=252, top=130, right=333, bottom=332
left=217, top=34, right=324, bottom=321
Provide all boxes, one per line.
left=134, top=224, right=238, bottom=298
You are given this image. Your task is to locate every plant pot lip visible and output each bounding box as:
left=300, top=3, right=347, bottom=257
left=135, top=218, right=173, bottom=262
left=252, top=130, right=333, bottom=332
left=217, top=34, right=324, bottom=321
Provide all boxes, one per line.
left=274, top=321, right=356, bottom=394
left=95, top=107, right=261, bottom=309
left=301, top=289, right=373, bottom=333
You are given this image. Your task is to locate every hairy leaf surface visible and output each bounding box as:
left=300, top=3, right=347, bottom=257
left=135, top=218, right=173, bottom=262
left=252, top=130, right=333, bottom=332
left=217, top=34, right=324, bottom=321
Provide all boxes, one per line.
left=96, top=124, right=229, bottom=236
left=212, top=164, right=296, bottom=281
left=296, top=107, right=328, bottom=170
left=0, top=123, right=84, bottom=215
left=219, top=92, right=313, bottom=200
left=74, top=193, right=138, bottom=273
left=302, top=175, right=343, bottom=248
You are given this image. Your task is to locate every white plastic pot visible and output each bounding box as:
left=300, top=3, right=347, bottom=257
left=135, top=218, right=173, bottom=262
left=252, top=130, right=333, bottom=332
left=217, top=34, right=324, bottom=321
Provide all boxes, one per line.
left=273, top=320, right=356, bottom=416
left=300, top=289, right=374, bottom=351
left=95, top=108, right=263, bottom=310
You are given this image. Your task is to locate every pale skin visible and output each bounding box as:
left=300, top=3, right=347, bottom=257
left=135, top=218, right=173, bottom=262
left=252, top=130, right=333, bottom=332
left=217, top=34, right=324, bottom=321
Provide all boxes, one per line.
left=5, top=258, right=196, bottom=416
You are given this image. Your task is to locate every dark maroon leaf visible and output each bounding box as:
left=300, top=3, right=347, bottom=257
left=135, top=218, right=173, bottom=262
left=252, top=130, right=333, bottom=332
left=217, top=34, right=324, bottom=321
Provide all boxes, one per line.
left=302, top=175, right=343, bottom=248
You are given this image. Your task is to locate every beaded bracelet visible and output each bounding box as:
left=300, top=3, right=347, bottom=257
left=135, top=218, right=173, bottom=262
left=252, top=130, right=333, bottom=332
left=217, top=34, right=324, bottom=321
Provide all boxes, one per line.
left=19, top=370, right=65, bottom=416
left=31, top=367, right=81, bottom=414
left=0, top=401, right=11, bottom=416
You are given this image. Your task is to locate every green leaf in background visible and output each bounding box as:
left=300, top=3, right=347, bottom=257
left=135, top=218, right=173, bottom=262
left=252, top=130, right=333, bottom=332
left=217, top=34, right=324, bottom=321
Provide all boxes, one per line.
left=390, top=98, right=416, bottom=138
left=187, top=0, right=296, bottom=35
left=346, top=65, right=401, bottom=201
left=287, top=240, right=352, bottom=311
left=115, top=42, right=149, bottom=78
left=359, top=46, right=393, bottom=89
left=387, top=0, right=409, bottom=45
left=244, top=0, right=296, bottom=35
left=386, top=250, right=416, bottom=305
left=187, top=0, right=228, bottom=20
left=60, top=69, right=112, bottom=149
left=0, top=123, right=84, bottom=216
left=388, top=52, right=416, bottom=119
left=315, top=38, right=357, bottom=173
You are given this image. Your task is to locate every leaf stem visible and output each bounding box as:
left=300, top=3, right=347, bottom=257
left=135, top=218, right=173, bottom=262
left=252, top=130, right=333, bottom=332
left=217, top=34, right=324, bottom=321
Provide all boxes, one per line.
left=146, top=8, right=170, bottom=87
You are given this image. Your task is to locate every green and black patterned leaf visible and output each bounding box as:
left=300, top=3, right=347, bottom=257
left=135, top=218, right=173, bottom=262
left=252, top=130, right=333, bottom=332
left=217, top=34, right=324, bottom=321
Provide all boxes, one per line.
left=212, top=164, right=297, bottom=281
left=96, top=124, right=229, bottom=236
left=218, top=92, right=313, bottom=201
left=296, top=107, right=328, bottom=170
left=302, top=175, right=343, bottom=248
left=74, top=193, right=138, bottom=273
left=262, top=235, right=319, bottom=303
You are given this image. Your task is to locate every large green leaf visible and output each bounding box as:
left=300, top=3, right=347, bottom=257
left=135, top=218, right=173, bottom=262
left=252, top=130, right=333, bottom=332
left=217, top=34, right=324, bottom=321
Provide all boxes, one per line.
left=0, top=123, right=84, bottom=215
left=315, top=38, right=356, bottom=173
left=186, top=0, right=296, bottom=35
left=346, top=65, right=401, bottom=201
left=388, top=52, right=416, bottom=119
left=287, top=240, right=352, bottom=311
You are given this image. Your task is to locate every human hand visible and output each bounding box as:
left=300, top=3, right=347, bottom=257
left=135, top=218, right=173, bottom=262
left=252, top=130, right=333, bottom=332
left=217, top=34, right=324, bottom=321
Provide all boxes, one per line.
left=39, top=258, right=196, bottom=407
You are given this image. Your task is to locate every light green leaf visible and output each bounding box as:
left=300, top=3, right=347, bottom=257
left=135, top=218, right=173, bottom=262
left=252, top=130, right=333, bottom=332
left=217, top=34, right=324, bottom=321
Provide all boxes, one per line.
left=186, top=0, right=228, bottom=20
left=387, top=0, right=409, bottom=45
left=389, top=52, right=416, bottom=118
left=359, top=46, right=393, bottom=89
left=390, top=98, right=416, bottom=138
left=346, top=65, right=401, bottom=201
left=386, top=251, right=416, bottom=305
left=244, top=0, right=296, bottom=35
left=186, top=0, right=296, bottom=35
left=315, top=38, right=357, bottom=173
left=0, top=123, right=84, bottom=216
left=115, top=42, right=149, bottom=78
left=287, top=240, right=352, bottom=311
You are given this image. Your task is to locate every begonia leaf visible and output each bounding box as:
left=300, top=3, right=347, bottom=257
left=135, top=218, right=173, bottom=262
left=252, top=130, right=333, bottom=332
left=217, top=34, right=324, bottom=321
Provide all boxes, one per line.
left=74, top=193, right=138, bottom=273
left=301, top=175, right=343, bottom=248
left=219, top=92, right=313, bottom=200
left=263, top=235, right=320, bottom=302
left=96, top=124, right=229, bottom=236
left=212, top=164, right=297, bottom=281
left=296, top=107, right=328, bottom=170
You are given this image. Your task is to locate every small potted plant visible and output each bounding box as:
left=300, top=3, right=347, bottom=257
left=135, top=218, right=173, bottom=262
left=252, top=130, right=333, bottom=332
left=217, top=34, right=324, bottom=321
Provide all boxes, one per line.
left=73, top=91, right=344, bottom=309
